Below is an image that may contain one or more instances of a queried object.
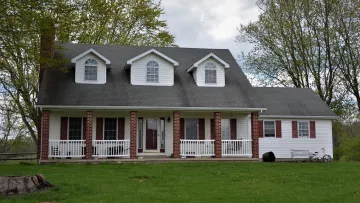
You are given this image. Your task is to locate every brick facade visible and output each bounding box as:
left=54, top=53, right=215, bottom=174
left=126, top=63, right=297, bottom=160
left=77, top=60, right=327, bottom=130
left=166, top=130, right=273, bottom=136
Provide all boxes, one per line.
left=37, top=116, right=42, bottom=160
left=214, top=112, right=222, bottom=158
left=41, top=111, right=50, bottom=160
left=173, top=111, right=181, bottom=158
left=130, top=111, right=137, bottom=159
left=85, top=111, right=93, bottom=159
left=251, top=112, right=259, bottom=158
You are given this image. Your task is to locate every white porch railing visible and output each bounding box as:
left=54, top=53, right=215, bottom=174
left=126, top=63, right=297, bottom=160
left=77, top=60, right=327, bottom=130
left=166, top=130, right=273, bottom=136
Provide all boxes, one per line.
left=221, top=140, right=252, bottom=156
left=49, top=140, right=86, bottom=158
left=180, top=140, right=215, bottom=157
left=92, top=140, right=130, bottom=158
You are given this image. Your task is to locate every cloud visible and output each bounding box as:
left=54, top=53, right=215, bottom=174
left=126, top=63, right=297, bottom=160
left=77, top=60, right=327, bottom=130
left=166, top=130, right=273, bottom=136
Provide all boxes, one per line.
left=160, top=0, right=260, bottom=58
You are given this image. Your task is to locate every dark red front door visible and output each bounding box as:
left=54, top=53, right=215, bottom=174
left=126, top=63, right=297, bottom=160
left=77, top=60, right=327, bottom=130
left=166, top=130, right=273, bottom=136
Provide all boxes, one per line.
left=146, top=119, right=157, bottom=150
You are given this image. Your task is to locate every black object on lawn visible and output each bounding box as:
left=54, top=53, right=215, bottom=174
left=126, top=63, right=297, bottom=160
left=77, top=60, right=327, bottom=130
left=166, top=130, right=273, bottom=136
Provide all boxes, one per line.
left=262, top=151, right=276, bottom=162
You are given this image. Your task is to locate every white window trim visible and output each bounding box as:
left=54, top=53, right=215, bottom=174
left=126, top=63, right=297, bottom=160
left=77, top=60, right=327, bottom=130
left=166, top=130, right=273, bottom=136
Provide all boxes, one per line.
left=160, top=118, right=166, bottom=149
left=204, top=62, right=217, bottom=84
left=67, top=117, right=83, bottom=140
left=184, top=118, right=199, bottom=140
left=146, top=60, right=159, bottom=83
left=127, top=49, right=179, bottom=66
left=84, top=58, right=98, bottom=81
left=71, top=48, right=111, bottom=65
left=263, top=120, right=276, bottom=138
left=187, top=53, right=230, bottom=72
left=103, top=118, right=118, bottom=140
left=298, top=120, right=310, bottom=138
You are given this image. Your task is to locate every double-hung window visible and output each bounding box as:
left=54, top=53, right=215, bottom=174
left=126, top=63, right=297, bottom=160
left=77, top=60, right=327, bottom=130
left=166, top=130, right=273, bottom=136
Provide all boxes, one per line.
left=221, top=119, right=231, bottom=140
left=205, top=62, right=217, bottom=84
left=298, top=121, right=309, bottom=137
left=264, top=121, right=275, bottom=137
left=146, top=60, right=159, bottom=83
left=104, top=118, right=117, bottom=140
left=185, top=119, right=198, bottom=140
left=84, top=59, right=98, bottom=81
left=68, top=117, right=82, bottom=140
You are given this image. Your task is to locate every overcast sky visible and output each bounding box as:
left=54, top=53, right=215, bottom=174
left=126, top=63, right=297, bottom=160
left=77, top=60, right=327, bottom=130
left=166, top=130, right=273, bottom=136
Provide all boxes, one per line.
left=160, top=0, right=260, bottom=60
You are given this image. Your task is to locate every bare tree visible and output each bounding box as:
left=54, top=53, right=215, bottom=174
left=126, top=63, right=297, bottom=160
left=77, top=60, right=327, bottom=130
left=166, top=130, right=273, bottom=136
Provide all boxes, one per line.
left=236, top=0, right=359, bottom=117
left=0, top=97, right=28, bottom=154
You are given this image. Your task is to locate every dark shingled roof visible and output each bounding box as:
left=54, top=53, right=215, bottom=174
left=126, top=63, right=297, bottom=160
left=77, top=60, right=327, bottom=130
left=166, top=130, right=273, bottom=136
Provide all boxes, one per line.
left=254, top=87, right=337, bottom=117
left=37, top=43, right=263, bottom=109
left=37, top=43, right=336, bottom=117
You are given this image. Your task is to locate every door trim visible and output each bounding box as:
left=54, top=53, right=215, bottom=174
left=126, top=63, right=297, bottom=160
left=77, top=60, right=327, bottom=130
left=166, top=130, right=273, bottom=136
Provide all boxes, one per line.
left=144, top=118, right=160, bottom=153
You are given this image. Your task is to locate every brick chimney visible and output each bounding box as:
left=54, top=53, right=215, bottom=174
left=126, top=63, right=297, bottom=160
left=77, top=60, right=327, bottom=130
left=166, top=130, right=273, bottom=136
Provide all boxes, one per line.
left=39, top=18, right=55, bottom=84
left=37, top=18, right=55, bottom=160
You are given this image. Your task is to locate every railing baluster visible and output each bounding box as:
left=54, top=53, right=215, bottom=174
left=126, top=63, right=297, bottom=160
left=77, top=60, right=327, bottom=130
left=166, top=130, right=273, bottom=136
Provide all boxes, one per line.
left=220, top=140, right=253, bottom=156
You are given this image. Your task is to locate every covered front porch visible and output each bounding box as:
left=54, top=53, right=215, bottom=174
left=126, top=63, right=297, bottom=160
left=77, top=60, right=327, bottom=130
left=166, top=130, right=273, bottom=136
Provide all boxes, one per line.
left=40, top=110, right=260, bottom=161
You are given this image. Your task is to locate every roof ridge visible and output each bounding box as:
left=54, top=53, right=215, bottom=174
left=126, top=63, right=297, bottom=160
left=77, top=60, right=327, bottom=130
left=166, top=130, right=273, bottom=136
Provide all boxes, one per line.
left=59, top=42, right=230, bottom=51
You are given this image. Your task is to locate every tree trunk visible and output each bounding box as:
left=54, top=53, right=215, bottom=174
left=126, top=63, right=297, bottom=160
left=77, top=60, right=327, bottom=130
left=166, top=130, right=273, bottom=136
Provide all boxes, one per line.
left=0, top=174, right=53, bottom=196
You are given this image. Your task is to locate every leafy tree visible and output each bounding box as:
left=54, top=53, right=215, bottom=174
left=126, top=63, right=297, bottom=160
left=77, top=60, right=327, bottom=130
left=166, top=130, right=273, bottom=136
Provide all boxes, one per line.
left=236, top=0, right=360, bottom=117
left=71, top=0, right=176, bottom=46
left=0, top=96, right=28, bottom=154
left=0, top=0, right=175, bottom=155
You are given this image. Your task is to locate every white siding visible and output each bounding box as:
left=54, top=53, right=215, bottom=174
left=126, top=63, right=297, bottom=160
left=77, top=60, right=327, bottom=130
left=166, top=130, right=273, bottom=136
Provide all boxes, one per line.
left=195, top=58, right=225, bottom=87
left=130, top=53, right=174, bottom=86
left=49, top=111, right=130, bottom=140
left=75, top=53, right=107, bottom=84
left=192, top=69, right=197, bottom=84
left=182, top=112, right=250, bottom=140
left=49, top=111, right=87, bottom=140
left=91, top=111, right=130, bottom=140
left=259, top=119, right=333, bottom=158
left=237, top=114, right=250, bottom=139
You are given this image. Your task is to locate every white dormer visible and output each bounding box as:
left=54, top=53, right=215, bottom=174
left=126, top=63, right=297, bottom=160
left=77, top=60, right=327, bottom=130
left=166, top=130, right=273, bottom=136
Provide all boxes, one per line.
left=71, top=48, right=110, bottom=84
left=126, top=49, right=178, bottom=86
left=187, top=53, right=230, bottom=87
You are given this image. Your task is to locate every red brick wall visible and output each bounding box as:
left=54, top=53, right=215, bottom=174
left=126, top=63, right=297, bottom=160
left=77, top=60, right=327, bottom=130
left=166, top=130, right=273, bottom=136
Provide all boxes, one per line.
left=251, top=112, right=259, bottom=158
left=130, top=111, right=137, bottom=159
left=85, top=111, right=93, bottom=159
left=214, top=112, right=222, bottom=158
left=37, top=116, right=42, bottom=160
left=173, top=111, right=180, bottom=158
left=41, top=111, right=50, bottom=160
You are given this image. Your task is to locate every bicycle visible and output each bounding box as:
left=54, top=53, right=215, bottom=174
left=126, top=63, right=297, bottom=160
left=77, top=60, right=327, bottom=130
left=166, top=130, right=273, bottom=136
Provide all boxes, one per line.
left=310, top=148, right=332, bottom=162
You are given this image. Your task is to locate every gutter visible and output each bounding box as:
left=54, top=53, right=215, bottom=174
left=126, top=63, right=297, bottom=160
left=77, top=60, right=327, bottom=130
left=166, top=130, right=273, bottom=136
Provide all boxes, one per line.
left=259, top=115, right=339, bottom=120
left=36, top=105, right=267, bottom=112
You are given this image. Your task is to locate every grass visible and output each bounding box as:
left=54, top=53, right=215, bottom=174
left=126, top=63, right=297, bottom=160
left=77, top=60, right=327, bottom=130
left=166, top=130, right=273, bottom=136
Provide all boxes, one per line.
left=0, top=162, right=360, bottom=203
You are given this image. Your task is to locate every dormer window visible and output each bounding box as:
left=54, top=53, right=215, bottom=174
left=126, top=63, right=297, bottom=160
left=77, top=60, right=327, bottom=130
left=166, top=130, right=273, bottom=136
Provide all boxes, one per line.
left=205, top=62, right=217, bottom=84
left=146, top=60, right=159, bottom=83
left=84, top=59, right=98, bottom=81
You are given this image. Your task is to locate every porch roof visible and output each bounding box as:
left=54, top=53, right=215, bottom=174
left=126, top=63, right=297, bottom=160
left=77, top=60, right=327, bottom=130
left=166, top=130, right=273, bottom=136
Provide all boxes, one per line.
left=255, top=87, right=337, bottom=118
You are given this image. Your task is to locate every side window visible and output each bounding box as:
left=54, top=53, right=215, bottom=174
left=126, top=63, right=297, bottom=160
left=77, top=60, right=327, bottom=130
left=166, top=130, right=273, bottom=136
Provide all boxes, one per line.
left=185, top=119, right=198, bottom=140
left=84, top=59, right=98, bottom=81
left=104, top=118, right=117, bottom=140
left=68, top=117, right=82, bottom=140
left=298, top=121, right=309, bottom=137
left=264, top=121, right=275, bottom=137
left=205, top=62, right=217, bottom=84
left=146, top=60, right=159, bottom=83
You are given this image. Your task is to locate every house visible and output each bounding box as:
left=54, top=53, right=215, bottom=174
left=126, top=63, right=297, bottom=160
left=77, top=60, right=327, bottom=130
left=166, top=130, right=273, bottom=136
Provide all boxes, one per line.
left=36, top=43, right=337, bottom=162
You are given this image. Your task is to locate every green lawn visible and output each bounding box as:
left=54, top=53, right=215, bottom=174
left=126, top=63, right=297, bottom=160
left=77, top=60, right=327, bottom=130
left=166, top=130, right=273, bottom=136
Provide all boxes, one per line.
left=0, top=162, right=359, bottom=203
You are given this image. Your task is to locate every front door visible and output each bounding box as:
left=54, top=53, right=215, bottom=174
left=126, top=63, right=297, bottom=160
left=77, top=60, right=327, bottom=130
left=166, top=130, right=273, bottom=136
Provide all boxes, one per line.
left=146, top=119, right=157, bottom=150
